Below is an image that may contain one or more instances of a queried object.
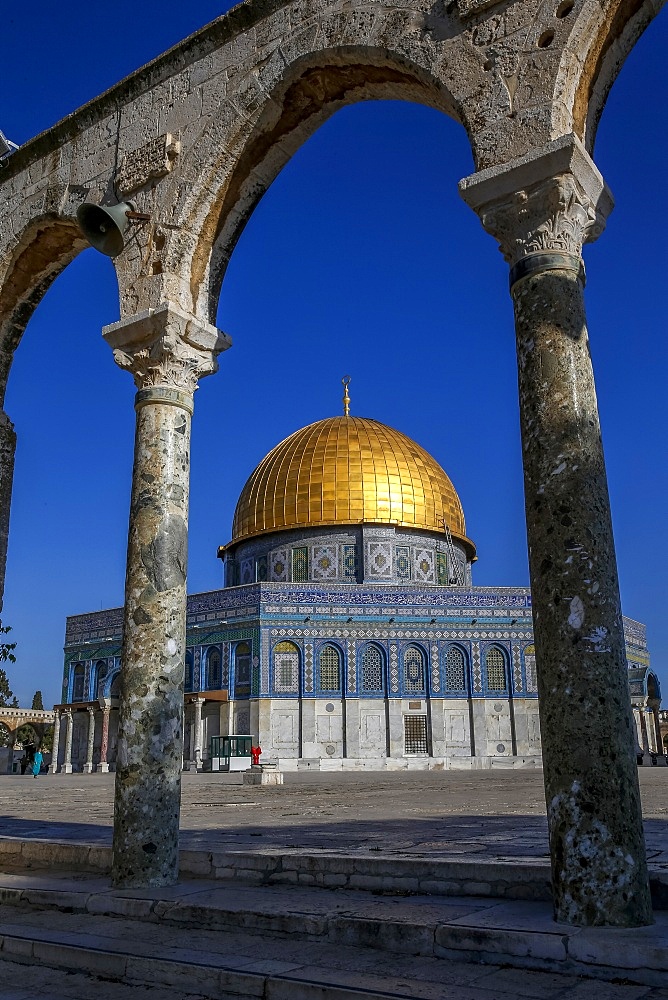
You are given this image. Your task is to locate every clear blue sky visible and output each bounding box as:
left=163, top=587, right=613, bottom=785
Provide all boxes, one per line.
left=1, top=2, right=666, bottom=709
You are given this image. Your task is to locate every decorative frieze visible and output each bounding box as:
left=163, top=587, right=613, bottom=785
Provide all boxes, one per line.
left=115, top=134, right=180, bottom=197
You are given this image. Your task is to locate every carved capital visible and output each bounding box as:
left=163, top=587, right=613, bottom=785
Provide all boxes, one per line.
left=459, top=135, right=613, bottom=268
left=103, top=303, right=232, bottom=395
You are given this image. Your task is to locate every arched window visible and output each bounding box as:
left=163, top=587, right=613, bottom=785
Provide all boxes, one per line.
left=184, top=653, right=194, bottom=692
left=96, top=660, right=108, bottom=698
left=361, top=645, right=384, bottom=693
left=403, top=646, right=425, bottom=692
left=235, top=642, right=251, bottom=686
left=445, top=646, right=466, bottom=691
left=72, top=663, right=85, bottom=702
left=273, top=641, right=299, bottom=693
left=319, top=645, right=341, bottom=692
left=206, top=648, right=221, bottom=689
left=110, top=672, right=121, bottom=698
left=485, top=647, right=507, bottom=691
left=524, top=644, right=537, bottom=693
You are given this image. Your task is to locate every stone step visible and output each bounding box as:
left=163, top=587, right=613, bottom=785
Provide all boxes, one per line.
left=0, top=871, right=667, bottom=988
left=3, top=835, right=668, bottom=909
left=0, top=912, right=440, bottom=999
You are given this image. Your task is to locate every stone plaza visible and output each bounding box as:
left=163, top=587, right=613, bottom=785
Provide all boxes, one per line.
left=1, top=769, right=668, bottom=997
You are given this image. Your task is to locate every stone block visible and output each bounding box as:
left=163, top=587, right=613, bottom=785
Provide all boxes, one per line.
left=86, top=894, right=154, bottom=919
left=434, top=923, right=568, bottom=963
left=0, top=934, right=34, bottom=958
left=34, top=940, right=126, bottom=977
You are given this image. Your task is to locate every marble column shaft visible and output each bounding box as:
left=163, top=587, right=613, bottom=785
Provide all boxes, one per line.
left=98, top=705, right=111, bottom=772
left=460, top=135, right=652, bottom=928
left=194, top=697, right=205, bottom=764
left=84, top=707, right=95, bottom=772
left=104, top=303, right=230, bottom=888
left=652, top=708, right=662, bottom=754
left=0, top=411, right=16, bottom=613
left=63, top=710, right=73, bottom=773
left=49, top=711, right=61, bottom=774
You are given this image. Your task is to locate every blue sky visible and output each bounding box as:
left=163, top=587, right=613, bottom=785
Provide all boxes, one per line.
left=1, top=2, right=666, bottom=708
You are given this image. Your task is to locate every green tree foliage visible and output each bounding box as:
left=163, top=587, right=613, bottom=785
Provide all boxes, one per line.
left=0, top=620, right=16, bottom=665
left=31, top=690, right=44, bottom=711
left=0, top=668, right=18, bottom=709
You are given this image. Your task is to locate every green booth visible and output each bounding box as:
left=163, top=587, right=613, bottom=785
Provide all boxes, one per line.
left=209, top=735, right=252, bottom=772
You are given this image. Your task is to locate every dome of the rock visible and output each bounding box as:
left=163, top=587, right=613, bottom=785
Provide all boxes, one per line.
left=231, top=415, right=474, bottom=555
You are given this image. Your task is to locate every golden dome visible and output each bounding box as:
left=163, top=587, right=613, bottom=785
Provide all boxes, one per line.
left=231, top=416, right=474, bottom=554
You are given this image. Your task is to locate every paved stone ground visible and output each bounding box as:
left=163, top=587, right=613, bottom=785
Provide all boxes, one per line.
left=1, top=768, right=666, bottom=866
left=1, top=769, right=668, bottom=998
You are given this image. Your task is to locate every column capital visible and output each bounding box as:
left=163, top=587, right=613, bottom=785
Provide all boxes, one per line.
left=459, top=134, right=614, bottom=278
left=103, top=303, right=232, bottom=397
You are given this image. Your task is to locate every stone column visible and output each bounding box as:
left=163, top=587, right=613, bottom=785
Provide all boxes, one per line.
left=82, top=706, right=96, bottom=773
left=49, top=710, right=61, bottom=774
left=651, top=707, right=663, bottom=756
left=97, top=701, right=111, bottom=772
left=103, top=303, right=230, bottom=888
left=193, top=697, right=205, bottom=768
left=639, top=710, right=650, bottom=754
left=460, top=135, right=652, bottom=927
left=0, top=411, right=16, bottom=612
left=62, top=709, right=73, bottom=774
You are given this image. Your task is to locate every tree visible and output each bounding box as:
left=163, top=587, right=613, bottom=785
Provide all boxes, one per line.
left=0, top=668, right=18, bottom=709
left=31, top=690, right=43, bottom=710
left=0, top=621, right=18, bottom=711
left=0, top=620, right=16, bottom=665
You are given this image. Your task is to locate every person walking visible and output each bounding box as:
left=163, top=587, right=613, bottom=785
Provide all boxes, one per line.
left=31, top=748, right=43, bottom=778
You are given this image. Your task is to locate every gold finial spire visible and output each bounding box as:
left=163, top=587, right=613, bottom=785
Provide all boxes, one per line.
left=342, top=375, right=351, bottom=416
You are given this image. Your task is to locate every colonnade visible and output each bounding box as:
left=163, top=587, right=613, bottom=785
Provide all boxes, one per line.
left=93, top=134, right=652, bottom=924
left=49, top=702, right=114, bottom=774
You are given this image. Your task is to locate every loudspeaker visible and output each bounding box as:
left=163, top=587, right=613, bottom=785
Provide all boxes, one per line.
left=76, top=202, right=132, bottom=258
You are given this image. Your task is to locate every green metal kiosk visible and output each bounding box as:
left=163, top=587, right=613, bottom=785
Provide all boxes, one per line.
left=209, top=735, right=252, bottom=772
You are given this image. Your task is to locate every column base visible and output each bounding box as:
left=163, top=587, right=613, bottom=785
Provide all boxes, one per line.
left=62, top=764, right=73, bottom=774
left=96, top=762, right=110, bottom=773
left=49, top=765, right=59, bottom=775
left=82, top=764, right=94, bottom=774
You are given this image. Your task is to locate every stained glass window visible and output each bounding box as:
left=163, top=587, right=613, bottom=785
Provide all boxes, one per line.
left=437, top=551, right=448, bottom=586
left=292, top=546, right=308, bottom=582
left=404, top=647, right=425, bottom=692
left=445, top=646, right=466, bottom=690
left=273, top=641, right=299, bottom=693
left=235, top=642, right=251, bottom=686
left=486, top=647, right=507, bottom=691
left=361, top=645, right=384, bottom=692
left=319, top=645, right=341, bottom=691
left=95, top=660, right=108, bottom=698
left=206, top=648, right=221, bottom=689
left=72, top=664, right=85, bottom=702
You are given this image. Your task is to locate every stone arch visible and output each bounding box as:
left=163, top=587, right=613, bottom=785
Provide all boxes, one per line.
left=554, top=0, right=664, bottom=152
left=170, top=39, right=465, bottom=323
left=0, top=721, right=12, bottom=747
left=0, top=215, right=89, bottom=403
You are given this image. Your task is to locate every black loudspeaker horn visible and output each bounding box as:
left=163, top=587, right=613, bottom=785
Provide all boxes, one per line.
left=76, top=202, right=132, bottom=258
